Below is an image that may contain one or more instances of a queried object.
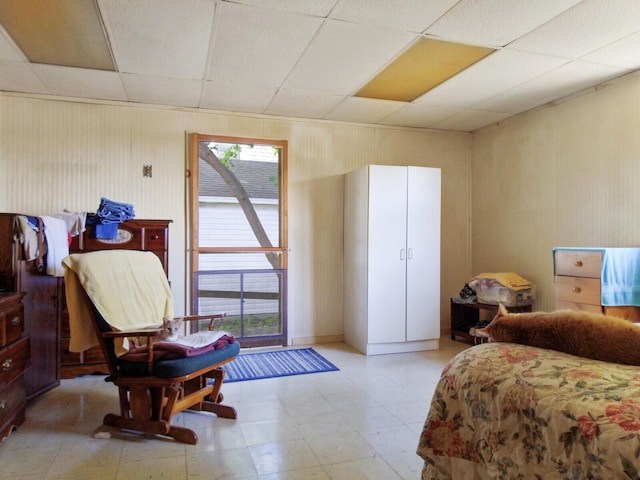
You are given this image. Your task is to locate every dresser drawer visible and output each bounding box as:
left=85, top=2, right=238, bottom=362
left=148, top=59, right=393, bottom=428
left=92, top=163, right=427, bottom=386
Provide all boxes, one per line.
left=555, top=301, right=603, bottom=314
left=0, top=336, right=29, bottom=390
left=0, top=376, right=26, bottom=429
left=603, top=306, right=640, bottom=322
left=555, top=250, right=602, bottom=278
left=555, top=276, right=601, bottom=305
left=144, top=228, right=168, bottom=251
left=0, top=303, right=24, bottom=347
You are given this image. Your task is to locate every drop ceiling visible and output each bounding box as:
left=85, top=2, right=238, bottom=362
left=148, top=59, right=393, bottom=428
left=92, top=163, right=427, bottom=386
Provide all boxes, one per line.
left=0, top=0, right=639, bottom=132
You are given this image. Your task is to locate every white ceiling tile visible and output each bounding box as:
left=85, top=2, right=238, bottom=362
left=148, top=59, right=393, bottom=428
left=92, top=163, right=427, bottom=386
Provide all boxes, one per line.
left=0, top=62, right=49, bottom=94
left=323, top=97, right=406, bottom=124
left=432, top=109, right=512, bottom=132
left=121, top=74, right=202, bottom=107
left=425, top=0, right=582, bottom=47
left=200, top=81, right=276, bottom=113
left=1, top=1, right=638, bottom=131
left=99, top=0, right=215, bottom=79
left=224, top=0, right=339, bottom=17
left=476, top=61, right=631, bottom=114
left=330, top=0, right=459, bottom=33
left=415, top=49, right=569, bottom=108
left=510, top=0, right=640, bottom=58
left=0, top=30, right=23, bottom=62
left=581, top=31, right=640, bottom=69
left=265, top=89, right=344, bottom=119
left=206, top=3, right=323, bottom=88
left=282, top=20, right=416, bottom=95
left=378, top=103, right=460, bottom=129
left=34, top=64, right=127, bottom=102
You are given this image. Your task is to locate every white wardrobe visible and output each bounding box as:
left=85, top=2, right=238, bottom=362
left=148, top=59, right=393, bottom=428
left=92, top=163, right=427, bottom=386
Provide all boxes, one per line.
left=344, top=165, right=441, bottom=355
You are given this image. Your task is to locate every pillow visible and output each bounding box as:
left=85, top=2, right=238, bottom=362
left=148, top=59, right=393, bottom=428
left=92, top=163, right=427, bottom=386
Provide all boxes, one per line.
left=482, top=304, right=640, bottom=365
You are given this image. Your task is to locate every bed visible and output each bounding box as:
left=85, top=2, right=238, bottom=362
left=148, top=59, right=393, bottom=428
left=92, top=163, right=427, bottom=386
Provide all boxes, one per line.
left=417, top=342, right=640, bottom=479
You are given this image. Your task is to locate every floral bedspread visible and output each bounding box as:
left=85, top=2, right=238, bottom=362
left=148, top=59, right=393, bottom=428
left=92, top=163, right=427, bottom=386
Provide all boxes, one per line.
left=417, top=342, right=640, bottom=479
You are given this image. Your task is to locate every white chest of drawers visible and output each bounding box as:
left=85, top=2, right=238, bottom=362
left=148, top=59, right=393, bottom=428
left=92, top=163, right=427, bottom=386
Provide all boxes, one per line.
left=554, top=248, right=640, bottom=321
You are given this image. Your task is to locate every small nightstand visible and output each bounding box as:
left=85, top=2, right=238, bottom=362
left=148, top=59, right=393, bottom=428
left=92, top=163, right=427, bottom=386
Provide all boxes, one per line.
left=450, top=299, right=532, bottom=343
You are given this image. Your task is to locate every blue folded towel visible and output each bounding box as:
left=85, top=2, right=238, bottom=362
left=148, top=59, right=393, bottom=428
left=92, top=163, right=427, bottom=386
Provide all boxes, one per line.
left=97, top=197, right=135, bottom=224
left=91, top=197, right=135, bottom=239
left=95, top=222, right=119, bottom=240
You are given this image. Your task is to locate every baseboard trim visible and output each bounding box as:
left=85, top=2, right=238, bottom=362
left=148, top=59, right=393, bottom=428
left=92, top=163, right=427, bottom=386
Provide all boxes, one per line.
left=291, top=334, right=344, bottom=346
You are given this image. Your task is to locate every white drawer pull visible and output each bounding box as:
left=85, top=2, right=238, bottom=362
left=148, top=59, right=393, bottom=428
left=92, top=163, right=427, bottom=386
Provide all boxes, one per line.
left=11, top=315, right=21, bottom=326
left=572, top=287, right=582, bottom=294
left=2, top=358, right=13, bottom=371
left=0, top=400, right=7, bottom=411
left=574, top=261, right=583, bottom=267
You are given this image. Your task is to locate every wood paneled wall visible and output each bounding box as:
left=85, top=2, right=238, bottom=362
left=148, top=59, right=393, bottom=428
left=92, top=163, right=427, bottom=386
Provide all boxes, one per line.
left=0, top=94, right=470, bottom=343
left=471, top=72, right=640, bottom=313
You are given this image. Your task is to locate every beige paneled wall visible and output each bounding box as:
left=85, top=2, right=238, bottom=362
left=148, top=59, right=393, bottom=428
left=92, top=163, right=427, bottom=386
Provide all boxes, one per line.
left=471, top=72, right=640, bottom=313
left=0, top=94, right=471, bottom=343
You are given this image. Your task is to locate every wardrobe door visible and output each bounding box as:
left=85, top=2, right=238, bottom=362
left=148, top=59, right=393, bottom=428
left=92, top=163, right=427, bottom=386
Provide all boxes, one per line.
left=367, top=165, right=407, bottom=344
left=406, top=167, right=441, bottom=342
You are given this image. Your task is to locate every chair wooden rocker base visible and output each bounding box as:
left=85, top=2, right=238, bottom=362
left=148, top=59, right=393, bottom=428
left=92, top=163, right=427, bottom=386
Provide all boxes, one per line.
left=96, top=312, right=240, bottom=445
left=104, top=363, right=237, bottom=445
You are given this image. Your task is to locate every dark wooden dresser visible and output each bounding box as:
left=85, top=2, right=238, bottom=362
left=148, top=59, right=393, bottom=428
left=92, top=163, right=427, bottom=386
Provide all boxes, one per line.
left=0, top=214, right=171, bottom=387
left=0, top=292, right=29, bottom=443
left=0, top=214, right=60, bottom=399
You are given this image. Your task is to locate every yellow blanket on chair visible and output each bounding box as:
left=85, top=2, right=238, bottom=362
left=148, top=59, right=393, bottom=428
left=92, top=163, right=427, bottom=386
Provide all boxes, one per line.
left=62, top=250, right=174, bottom=355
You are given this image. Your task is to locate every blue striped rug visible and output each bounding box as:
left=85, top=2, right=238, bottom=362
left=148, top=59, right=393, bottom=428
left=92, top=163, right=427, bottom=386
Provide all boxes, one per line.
left=223, top=348, right=339, bottom=382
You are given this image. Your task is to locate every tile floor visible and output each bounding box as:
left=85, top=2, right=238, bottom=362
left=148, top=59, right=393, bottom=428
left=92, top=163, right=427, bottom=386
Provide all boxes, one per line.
left=1, top=339, right=469, bottom=480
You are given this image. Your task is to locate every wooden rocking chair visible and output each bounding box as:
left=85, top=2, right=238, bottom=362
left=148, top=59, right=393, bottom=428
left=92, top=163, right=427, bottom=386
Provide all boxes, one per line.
left=62, top=250, right=239, bottom=445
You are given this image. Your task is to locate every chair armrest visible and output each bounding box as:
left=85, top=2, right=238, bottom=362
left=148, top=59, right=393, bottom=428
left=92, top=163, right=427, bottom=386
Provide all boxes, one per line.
left=175, top=313, right=227, bottom=322
left=173, top=313, right=227, bottom=331
left=102, top=328, right=165, bottom=373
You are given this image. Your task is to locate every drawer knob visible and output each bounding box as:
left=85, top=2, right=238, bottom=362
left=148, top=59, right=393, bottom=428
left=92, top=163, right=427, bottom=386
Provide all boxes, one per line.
left=2, top=358, right=13, bottom=371
left=572, top=287, right=582, bottom=294
left=11, top=315, right=21, bottom=326
left=151, top=235, right=159, bottom=240
left=574, top=261, right=583, bottom=267
left=0, top=400, right=6, bottom=411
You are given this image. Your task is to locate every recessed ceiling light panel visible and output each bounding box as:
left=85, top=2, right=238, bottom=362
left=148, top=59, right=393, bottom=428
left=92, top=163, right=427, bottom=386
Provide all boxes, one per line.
left=356, top=38, right=494, bottom=102
left=0, top=0, right=115, bottom=71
